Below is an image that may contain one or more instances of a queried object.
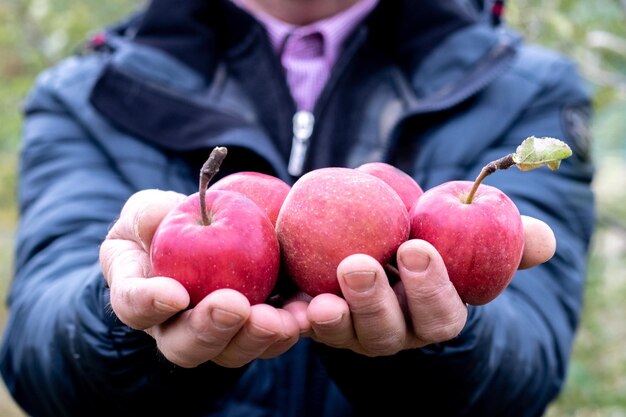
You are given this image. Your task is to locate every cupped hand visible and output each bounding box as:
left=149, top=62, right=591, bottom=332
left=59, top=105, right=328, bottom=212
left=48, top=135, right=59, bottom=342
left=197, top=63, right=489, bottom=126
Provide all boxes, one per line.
left=99, top=189, right=300, bottom=368
left=284, top=215, right=556, bottom=356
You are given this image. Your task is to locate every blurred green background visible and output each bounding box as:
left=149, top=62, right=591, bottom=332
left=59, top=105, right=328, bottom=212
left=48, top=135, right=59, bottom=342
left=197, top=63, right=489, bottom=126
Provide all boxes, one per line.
left=0, top=0, right=625, bottom=416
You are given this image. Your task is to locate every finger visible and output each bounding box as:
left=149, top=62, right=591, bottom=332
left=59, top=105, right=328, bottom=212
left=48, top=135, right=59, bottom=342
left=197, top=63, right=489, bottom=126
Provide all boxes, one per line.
left=99, top=237, right=150, bottom=287
left=336, top=254, right=406, bottom=356
left=397, top=240, right=467, bottom=346
left=307, top=293, right=355, bottom=349
left=108, top=189, right=185, bottom=250
left=214, top=304, right=298, bottom=367
left=151, top=289, right=250, bottom=368
left=519, top=215, right=556, bottom=270
left=109, top=276, right=190, bottom=330
left=259, top=309, right=301, bottom=358
left=282, top=292, right=313, bottom=335
left=100, top=238, right=190, bottom=328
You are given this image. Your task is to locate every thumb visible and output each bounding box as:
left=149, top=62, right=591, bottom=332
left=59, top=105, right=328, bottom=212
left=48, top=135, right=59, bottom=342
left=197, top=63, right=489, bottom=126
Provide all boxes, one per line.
left=519, top=215, right=556, bottom=270
left=108, top=189, right=186, bottom=251
left=396, top=239, right=467, bottom=345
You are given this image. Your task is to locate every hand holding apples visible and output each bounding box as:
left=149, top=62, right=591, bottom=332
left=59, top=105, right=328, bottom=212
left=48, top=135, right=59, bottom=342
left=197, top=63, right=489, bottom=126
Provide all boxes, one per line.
left=98, top=138, right=568, bottom=366
left=294, top=214, right=559, bottom=356
left=288, top=139, right=566, bottom=357
left=99, top=148, right=300, bottom=368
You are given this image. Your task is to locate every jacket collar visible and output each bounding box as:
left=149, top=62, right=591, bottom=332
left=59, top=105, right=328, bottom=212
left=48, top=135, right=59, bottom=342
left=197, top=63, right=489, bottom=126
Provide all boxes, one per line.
left=88, top=0, right=483, bottom=157
left=127, top=0, right=477, bottom=79
left=130, top=0, right=257, bottom=81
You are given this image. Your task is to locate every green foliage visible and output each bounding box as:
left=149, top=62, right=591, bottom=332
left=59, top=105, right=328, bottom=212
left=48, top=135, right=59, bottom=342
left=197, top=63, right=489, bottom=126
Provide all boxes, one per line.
left=512, top=136, right=572, bottom=171
left=0, top=0, right=143, bottom=153
left=508, top=0, right=626, bottom=157
left=546, top=224, right=626, bottom=416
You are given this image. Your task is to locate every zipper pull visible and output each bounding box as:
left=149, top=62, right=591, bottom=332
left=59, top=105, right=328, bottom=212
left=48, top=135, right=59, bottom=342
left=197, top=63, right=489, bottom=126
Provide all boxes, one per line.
left=288, top=110, right=315, bottom=177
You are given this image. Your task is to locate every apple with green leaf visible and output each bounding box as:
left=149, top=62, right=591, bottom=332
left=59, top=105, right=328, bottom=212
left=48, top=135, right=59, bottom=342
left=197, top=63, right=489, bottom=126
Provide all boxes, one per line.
left=409, top=137, right=572, bottom=305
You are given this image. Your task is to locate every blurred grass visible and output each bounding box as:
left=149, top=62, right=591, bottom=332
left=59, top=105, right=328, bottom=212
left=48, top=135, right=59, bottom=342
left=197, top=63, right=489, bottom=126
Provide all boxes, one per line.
left=0, top=222, right=21, bottom=417
left=545, top=160, right=626, bottom=417
left=0, top=1, right=626, bottom=416
left=0, top=1, right=141, bottom=414
left=0, top=153, right=19, bottom=416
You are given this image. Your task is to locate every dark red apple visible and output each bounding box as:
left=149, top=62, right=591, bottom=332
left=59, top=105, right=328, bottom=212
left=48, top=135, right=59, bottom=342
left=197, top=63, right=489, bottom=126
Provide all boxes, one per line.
left=356, top=162, right=424, bottom=212
left=209, top=172, right=291, bottom=226
left=276, top=167, right=410, bottom=297
left=150, top=148, right=280, bottom=306
left=409, top=180, right=524, bottom=305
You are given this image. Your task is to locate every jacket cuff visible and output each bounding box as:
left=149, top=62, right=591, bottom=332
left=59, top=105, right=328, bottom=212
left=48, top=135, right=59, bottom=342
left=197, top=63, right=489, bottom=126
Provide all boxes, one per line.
left=70, top=265, right=248, bottom=414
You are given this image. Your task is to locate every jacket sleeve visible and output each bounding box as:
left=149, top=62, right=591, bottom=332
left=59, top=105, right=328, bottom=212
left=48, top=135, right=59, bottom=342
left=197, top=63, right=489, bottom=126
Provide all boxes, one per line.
left=0, top=66, right=246, bottom=417
left=318, top=50, right=595, bottom=415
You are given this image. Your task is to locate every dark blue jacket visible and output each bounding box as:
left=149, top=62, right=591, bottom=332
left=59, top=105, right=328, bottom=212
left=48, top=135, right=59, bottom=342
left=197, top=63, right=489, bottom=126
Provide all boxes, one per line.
left=1, top=0, right=595, bottom=416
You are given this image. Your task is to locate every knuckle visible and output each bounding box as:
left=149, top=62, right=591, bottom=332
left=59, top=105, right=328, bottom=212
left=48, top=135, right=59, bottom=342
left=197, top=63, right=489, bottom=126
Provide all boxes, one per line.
left=405, top=274, right=453, bottom=305
left=189, top=320, right=237, bottom=352
left=347, top=296, right=388, bottom=318
left=125, top=189, right=153, bottom=209
left=99, top=241, right=115, bottom=284
left=212, top=354, right=250, bottom=369
left=109, top=281, right=155, bottom=330
left=215, top=346, right=259, bottom=368
left=109, top=282, right=132, bottom=315
left=418, top=325, right=461, bottom=346
left=361, top=334, right=403, bottom=357
left=193, top=333, right=229, bottom=352
left=131, top=205, right=146, bottom=245
left=157, top=345, right=202, bottom=368
left=100, top=239, right=131, bottom=281
left=416, top=309, right=467, bottom=345
left=246, top=324, right=280, bottom=344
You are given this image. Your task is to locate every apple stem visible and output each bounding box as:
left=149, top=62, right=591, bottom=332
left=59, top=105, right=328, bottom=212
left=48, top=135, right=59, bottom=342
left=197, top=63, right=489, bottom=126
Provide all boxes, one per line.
left=199, top=147, right=228, bottom=226
left=464, top=154, right=515, bottom=204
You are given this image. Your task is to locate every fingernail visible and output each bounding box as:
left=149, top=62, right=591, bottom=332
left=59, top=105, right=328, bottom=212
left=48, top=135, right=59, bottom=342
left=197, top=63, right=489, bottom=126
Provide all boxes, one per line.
left=211, top=308, right=244, bottom=330
left=400, top=250, right=430, bottom=272
left=154, top=299, right=182, bottom=313
left=314, top=314, right=343, bottom=327
left=343, top=271, right=376, bottom=292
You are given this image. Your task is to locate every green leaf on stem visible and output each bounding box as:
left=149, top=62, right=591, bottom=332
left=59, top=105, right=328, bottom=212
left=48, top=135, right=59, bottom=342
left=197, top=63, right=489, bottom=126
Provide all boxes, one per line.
left=512, top=136, right=573, bottom=171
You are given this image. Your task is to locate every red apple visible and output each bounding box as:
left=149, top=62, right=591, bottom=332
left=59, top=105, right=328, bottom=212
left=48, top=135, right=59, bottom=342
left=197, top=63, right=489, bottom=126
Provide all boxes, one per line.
left=150, top=148, right=281, bottom=307
left=209, top=172, right=291, bottom=226
left=276, top=167, right=410, bottom=297
left=356, top=162, right=424, bottom=212
left=409, top=180, right=524, bottom=305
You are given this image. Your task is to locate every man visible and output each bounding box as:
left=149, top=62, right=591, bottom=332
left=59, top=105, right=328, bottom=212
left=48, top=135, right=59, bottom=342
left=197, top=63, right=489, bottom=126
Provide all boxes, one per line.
left=0, top=0, right=595, bottom=416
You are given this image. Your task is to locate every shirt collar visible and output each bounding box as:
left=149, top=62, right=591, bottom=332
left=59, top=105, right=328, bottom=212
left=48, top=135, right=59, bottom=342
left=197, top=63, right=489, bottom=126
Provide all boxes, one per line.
left=231, top=0, right=379, bottom=66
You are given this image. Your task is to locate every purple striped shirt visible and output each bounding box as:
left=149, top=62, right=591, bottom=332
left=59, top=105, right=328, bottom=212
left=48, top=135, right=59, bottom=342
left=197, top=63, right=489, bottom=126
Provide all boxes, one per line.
left=231, top=0, right=379, bottom=111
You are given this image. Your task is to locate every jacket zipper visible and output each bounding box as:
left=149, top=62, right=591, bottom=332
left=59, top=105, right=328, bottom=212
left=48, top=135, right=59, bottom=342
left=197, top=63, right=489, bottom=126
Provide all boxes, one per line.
left=284, top=29, right=367, bottom=178
left=288, top=110, right=315, bottom=177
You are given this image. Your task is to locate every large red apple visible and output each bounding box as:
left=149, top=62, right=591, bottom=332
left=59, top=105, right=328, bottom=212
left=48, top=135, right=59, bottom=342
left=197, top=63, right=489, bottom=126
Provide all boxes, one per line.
left=150, top=148, right=280, bottom=307
left=409, top=180, right=524, bottom=305
left=276, top=167, right=410, bottom=297
left=356, top=162, right=424, bottom=212
left=209, top=172, right=291, bottom=226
